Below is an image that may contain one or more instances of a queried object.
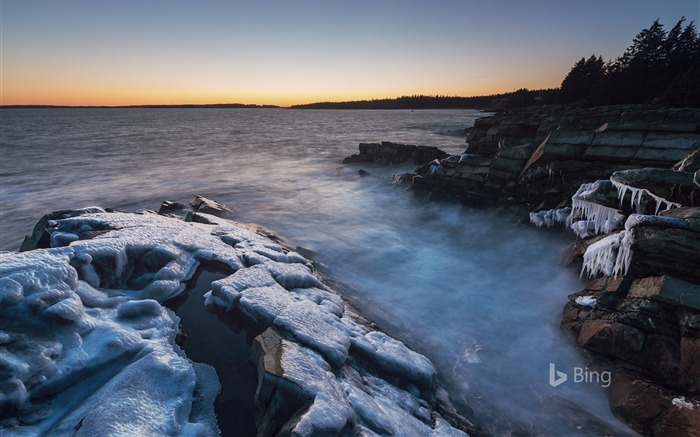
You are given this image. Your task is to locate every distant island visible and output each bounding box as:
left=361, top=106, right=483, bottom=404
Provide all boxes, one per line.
left=289, top=90, right=559, bottom=110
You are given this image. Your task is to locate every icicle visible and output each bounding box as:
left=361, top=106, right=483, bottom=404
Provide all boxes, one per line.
left=611, top=179, right=681, bottom=214
left=555, top=207, right=571, bottom=224
left=571, top=220, right=596, bottom=239
left=614, top=230, right=634, bottom=277
left=580, top=231, right=632, bottom=278
left=570, top=184, right=625, bottom=236
left=529, top=207, right=571, bottom=228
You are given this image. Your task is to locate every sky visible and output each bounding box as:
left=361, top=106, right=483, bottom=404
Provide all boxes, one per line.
left=1, top=0, right=698, bottom=106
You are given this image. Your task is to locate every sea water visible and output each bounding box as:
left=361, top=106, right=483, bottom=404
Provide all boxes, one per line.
left=0, top=108, right=630, bottom=434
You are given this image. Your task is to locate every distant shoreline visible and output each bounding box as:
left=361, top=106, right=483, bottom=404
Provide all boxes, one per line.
left=0, top=103, right=281, bottom=109
left=1, top=89, right=560, bottom=111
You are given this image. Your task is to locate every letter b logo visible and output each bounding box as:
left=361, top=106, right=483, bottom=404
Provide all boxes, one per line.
left=549, top=363, right=568, bottom=387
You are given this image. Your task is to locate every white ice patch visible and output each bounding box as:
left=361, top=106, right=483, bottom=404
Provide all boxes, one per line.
left=672, top=397, right=695, bottom=409
left=581, top=231, right=633, bottom=278
left=612, top=179, right=681, bottom=215
left=353, top=331, right=436, bottom=388
left=278, top=341, right=355, bottom=436
left=570, top=220, right=598, bottom=239
left=575, top=296, right=597, bottom=307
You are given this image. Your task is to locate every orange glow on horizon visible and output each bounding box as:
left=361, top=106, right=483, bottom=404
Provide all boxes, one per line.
left=0, top=78, right=563, bottom=107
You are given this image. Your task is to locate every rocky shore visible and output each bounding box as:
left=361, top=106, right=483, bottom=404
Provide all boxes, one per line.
left=0, top=196, right=473, bottom=436
left=342, top=104, right=700, bottom=436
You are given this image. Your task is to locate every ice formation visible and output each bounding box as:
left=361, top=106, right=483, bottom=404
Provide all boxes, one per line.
left=570, top=182, right=625, bottom=236
left=624, top=213, right=695, bottom=232
left=611, top=179, right=681, bottom=215
left=575, top=296, right=597, bottom=307
left=528, top=207, right=571, bottom=228
left=0, top=247, right=219, bottom=436
left=580, top=231, right=633, bottom=278
left=1, top=209, right=469, bottom=437
left=672, top=397, right=695, bottom=410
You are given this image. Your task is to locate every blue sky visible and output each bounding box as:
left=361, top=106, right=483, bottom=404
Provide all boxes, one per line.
left=1, top=0, right=698, bottom=105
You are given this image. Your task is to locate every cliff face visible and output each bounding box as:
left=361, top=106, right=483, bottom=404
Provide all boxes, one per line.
left=556, top=170, right=700, bottom=436
left=455, top=106, right=700, bottom=436
left=412, top=105, right=700, bottom=210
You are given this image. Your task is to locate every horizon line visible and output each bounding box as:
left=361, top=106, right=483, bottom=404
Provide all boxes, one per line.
left=0, top=89, right=558, bottom=109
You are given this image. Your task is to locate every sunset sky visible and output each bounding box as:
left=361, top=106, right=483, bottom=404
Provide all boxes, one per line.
left=1, top=0, right=698, bottom=106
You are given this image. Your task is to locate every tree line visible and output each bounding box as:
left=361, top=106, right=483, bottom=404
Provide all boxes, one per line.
left=293, top=17, right=699, bottom=110
left=290, top=89, right=559, bottom=110
left=560, top=17, right=699, bottom=106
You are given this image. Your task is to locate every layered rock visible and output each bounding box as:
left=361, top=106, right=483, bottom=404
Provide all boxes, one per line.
left=542, top=154, right=700, bottom=436
left=1, top=202, right=473, bottom=436
left=339, top=105, right=700, bottom=436
left=401, top=105, right=700, bottom=209
left=342, top=141, right=447, bottom=165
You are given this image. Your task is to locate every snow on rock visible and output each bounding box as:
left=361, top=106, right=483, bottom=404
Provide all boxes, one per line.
left=624, top=212, right=695, bottom=232
left=575, top=295, right=597, bottom=307
left=671, top=396, right=695, bottom=409
left=2, top=208, right=470, bottom=436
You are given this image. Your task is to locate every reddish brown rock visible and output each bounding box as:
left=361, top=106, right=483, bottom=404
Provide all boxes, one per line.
left=577, top=320, right=644, bottom=360
left=652, top=401, right=700, bottom=437
left=680, top=336, right=700, bottom=392
left=609, top=372, right=668, bottom=433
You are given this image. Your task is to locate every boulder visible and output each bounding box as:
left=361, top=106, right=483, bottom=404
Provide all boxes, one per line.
left=19, top=206, right=108, bottom=251
left=188, top=194, right=233, bottom=217
left=343, top=142, right=447, bottom=165
left=158, top=200, right=187, bottom=216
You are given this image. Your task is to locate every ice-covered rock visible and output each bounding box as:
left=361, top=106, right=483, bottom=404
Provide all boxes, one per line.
left=2, top=207, right=471, bottom=436
left=612, top=179, right=681, bottom=215
left=580, top=231, right=633, bottom=278
left=571, top=181, right=625, bottom=236
left=529, top=207, right=571, bottom=228
left=0, top=247, right=219, bottom=436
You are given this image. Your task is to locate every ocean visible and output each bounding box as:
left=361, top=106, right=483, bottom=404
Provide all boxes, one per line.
left=0, top=108, right=629, bottom=434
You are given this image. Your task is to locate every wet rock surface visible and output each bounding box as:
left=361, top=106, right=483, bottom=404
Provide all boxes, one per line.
left=343, top=105, right=700, bottom=210
left=342, top=141, right=448, bottom=165
left=546, top=149, right=700, bottom=434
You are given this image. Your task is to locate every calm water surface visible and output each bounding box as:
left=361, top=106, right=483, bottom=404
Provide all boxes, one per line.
left=0, top=108, right=630, bottom=434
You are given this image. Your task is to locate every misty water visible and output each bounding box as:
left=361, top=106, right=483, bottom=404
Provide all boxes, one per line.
left=0, top=108, right=630, bottom=434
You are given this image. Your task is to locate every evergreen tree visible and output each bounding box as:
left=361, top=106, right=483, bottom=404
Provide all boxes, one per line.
left=567, top=18, right=700, bottom=106
left=560, top=55, right=604, bottom=103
